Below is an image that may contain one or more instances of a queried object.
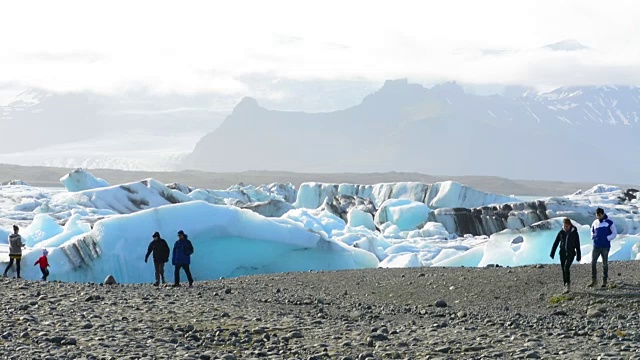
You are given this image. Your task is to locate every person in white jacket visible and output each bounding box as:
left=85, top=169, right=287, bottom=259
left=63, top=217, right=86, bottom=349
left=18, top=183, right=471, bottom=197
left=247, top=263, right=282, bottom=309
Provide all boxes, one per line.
left=588, top=208, right=617, bottom=288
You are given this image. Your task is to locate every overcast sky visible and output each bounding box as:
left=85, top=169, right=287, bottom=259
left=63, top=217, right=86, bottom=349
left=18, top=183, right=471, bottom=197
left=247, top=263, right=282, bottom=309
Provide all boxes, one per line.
left=1, top=0, right=639, bottom=102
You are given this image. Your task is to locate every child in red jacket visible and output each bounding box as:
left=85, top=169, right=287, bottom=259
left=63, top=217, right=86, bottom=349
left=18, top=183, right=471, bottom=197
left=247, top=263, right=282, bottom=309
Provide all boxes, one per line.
left=34, top=249, right=50, bottom=281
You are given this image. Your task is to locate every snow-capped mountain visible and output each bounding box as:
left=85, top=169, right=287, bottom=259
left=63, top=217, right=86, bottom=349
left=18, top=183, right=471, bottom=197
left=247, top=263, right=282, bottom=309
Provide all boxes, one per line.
left=0, top=89, right=227, bottom=170
left=542, top=39, right=591, bottom=52
left=6, top=89, right=53, bottom=108
left=0, top=90, right=100, bottom=153
left=187, top=79, right=640, bottom=183
left=532, top=86, right=640, bottom=125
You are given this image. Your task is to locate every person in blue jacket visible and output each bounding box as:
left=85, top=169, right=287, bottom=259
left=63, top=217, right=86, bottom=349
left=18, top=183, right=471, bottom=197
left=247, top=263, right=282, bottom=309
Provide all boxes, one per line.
left=172, top=230, right=194, bottom=287
left=588, top=208, right=617, bottom=288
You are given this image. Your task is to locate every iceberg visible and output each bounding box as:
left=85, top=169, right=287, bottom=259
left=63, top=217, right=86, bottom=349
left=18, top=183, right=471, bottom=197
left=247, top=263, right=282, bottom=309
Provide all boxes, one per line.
left=1, top=168, right=639, bottom=283
left=15, top=201, right=378, bottom=283
left=295, top=181, right=515, bottom=209
left=60, top=168, right=110, bottom=192
left=375, top=199, right=431, bottom=231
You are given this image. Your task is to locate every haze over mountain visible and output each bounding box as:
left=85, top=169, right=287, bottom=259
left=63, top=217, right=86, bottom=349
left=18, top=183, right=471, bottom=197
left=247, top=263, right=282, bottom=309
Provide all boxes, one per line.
left=2, top=1, right=640, bottom=180
left=0, top=89, right=228, bottom=148
left=0, top=89, right=230, bottom=170
left=187, top=79, right=640, bottom=184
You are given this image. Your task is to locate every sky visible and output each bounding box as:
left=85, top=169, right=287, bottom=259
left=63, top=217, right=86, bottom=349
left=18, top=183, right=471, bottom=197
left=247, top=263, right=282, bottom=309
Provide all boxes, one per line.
left=1, top=0, right=639, bottom=104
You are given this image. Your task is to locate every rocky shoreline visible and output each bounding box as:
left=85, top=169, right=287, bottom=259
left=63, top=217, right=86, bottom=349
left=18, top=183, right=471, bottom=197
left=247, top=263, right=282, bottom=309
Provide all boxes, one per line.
left=2, top=262, right=640, bottom=359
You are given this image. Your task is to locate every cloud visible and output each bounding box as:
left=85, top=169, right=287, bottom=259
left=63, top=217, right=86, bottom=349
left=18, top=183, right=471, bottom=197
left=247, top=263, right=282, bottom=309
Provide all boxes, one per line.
left=0, top=0, right=638, bottom=96
left=480, top=48, right=512, bottom=56
left=542, top=39, right=591, bottom=52
left=18, top=51, right=107, bottom=63
left=272, top=33, right=304, bottom=46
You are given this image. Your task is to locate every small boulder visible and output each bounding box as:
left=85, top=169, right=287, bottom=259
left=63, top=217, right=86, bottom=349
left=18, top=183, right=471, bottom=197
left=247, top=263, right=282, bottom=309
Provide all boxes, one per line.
left=104, top=275, right=117, bottom=285
left=587, top=308, right=604, bottom=318
left=435, top=300, right=448, bottom=308
left=61, top=337, right=77, bottom=346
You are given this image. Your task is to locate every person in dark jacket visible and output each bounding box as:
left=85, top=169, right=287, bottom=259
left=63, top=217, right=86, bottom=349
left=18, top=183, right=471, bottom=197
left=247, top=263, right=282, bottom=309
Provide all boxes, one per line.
left=4, top=225, right=24, bottom=278
left=172, top=230, right=194, bottom=287
left=589, top=207, right=617, bottom=288
left=145, top=231, right=170, bottom=286
left=550, top=218, right=582, bottom=294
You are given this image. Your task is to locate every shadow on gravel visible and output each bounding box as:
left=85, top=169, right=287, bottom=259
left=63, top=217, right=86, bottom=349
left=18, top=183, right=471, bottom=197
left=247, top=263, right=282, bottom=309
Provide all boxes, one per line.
left=571, top=284, right=640, bottom=299
left=618, top=283, right=640, bottom=291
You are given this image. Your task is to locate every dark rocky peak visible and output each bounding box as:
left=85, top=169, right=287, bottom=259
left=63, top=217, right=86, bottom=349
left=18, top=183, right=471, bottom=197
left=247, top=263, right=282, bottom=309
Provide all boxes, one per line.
left=360, top=79, right=430, bottom=109
left=230, top=97, right=262, bottom=116
left=430, top=81, right=466, bottom=99
left=235, top=96, right=260, bottom=109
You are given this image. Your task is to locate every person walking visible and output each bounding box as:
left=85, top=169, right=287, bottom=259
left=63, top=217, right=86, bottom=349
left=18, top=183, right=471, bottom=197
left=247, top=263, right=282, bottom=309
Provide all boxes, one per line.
left=550, top=218, right=581, bottom=293
left=145, top=231, right=170, bottom=286
left=172, top=230, right=194, bottom=287
left=589, top=207, right=617, bottom=288
left=4, top=225, right=24, bottom=278
left=34, top=249, right=51, bottom=281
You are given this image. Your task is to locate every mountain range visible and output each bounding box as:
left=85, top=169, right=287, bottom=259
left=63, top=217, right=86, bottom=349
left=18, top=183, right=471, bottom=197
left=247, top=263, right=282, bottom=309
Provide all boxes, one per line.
left=186, top=79, right=640, bottom=183
left=0, top=89, right=226, bottom=153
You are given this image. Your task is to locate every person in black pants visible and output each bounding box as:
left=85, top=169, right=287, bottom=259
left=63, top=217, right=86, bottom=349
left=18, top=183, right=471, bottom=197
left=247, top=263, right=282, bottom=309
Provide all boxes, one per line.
left=172, top=230, right=194, bottom=287
left=4, top=225, right=24, bottom=278
left=145, top=232, right=170, bottom=286
left=550, top=218, right=581, bottom=294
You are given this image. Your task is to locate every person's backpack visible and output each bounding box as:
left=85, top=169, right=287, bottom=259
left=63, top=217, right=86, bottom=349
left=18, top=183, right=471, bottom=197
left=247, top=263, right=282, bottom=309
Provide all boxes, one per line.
left=161, top=240, right=170, bottom=262
left=185, top=241, right=194, bottom=256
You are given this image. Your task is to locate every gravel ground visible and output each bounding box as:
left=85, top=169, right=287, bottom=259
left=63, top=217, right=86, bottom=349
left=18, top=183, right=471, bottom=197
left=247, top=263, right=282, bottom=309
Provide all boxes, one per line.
left=1, top=261, right=640, bottom=359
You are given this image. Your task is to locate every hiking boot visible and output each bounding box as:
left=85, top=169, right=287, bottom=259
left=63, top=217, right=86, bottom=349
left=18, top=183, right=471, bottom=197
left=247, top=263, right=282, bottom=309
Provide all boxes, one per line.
left=601, top=279, right=607, bottom=288
left=563, top=283, right=571, bottom=294
left=587, top=279, right=597, bottom=288
left=171, top=283, right=180, bottom=288
left=188, top=281, right=193, bottom=288
left=153, top=282, right=159, bottom=287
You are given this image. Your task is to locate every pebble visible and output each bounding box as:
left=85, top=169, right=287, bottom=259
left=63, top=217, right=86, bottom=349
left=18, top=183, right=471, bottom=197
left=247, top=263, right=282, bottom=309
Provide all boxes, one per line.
left=0, top=264, right=638, bottom=359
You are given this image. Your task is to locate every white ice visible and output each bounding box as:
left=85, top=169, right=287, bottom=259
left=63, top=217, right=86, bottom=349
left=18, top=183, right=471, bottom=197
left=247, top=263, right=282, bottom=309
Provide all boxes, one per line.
left=60, top=168, right=110, bottom=192
left=374, top=199, right=430, bottom=231
left=295, top=181, right=515, bottom=209
left=1, top=201, right=378, bottom=283
left=0, top=171, right=639, bottom=283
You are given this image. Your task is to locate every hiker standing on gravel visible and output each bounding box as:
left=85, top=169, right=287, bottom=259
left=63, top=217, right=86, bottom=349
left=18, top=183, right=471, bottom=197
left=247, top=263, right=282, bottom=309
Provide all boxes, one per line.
left=145, top=231, right=170, bottom=286
left=172, top=230, right=194, bottom=287
left=589, top=207, right=617, bottom=288
left=34, top=249, right=50, bottom=281
left=4, top=225, right=24, bottom=278
left=550, top=218, right=581, bottom=294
